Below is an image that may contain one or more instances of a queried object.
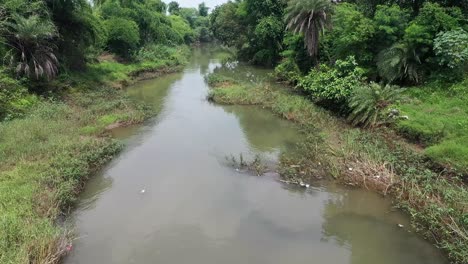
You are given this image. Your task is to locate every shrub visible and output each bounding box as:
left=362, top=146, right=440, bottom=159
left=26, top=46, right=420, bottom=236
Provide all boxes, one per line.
left=104, top=18, right=140, bottom=58
left=347, top=83, right=403, bottom=128
left=273, top=58, right=301, bottom=84
left=434, top=28, right=468, bottom=69
left=0, top=72, right=38, bottom=121
left=298, top=56, right=366, bottom=103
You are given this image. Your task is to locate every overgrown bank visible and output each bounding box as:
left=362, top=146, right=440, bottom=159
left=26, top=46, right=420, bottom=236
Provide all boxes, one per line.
left=0, top=46, right=189, bottom=263
left=207, top=74, right=468, bottom=263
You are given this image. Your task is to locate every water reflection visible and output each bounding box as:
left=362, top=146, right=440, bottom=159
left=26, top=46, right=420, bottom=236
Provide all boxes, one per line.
left=222, top=105, right=300, bottom=153
left=321, top=185, right=448, bottom=264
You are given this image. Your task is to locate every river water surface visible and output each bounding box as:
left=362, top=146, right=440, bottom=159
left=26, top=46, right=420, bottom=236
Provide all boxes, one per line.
left=65, top=47, right=448, bottom=264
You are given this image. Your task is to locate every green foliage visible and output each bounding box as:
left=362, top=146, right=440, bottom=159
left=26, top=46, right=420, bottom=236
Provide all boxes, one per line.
left=298, top=56, right=366, bottom=103
left=46, top=0, right=105, bottom=70
left=285, top=0, right=333, bottom=57
left=104, top=17, right=140, bottom=58
left=328, top=3, right=375, bottom=64
left=210, top=2, right=245, bottom=47
left=169, top=15, right=194, bottom=44
left=210, top=0, right=285, bottom=66
left=348, top=83, right=403, bottom=128
left=273, top=58, right=301, bottom=84
left=168, top=1, right=180, bottom=15
left=0, top=71, right=38, bottom=120
left=250, top=15, right=284, bottom=66
left=434, top=28, right=468, bottom=69
left=377, top=42, right=422, bottom=83
left=198, top=2, right=209, bottom=17
left=373, top=4, right=411, bottom=48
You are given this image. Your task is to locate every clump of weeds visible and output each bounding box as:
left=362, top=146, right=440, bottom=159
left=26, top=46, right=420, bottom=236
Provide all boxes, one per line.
left=226, top=153, right=268, bottom=176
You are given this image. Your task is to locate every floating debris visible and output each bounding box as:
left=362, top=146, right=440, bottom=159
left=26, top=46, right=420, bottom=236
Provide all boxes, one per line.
left=140, top=189, right=146, bottom=194
left=398, top=224, right=404, bottom=228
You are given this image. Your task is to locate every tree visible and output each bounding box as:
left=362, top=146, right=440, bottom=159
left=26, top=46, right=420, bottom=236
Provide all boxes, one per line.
left=373, top=4, right=410, bottom=48
left=328, top=3, right=375, bottom=64
left=168, top=1, right=180, bottom=15
left=2, top=14, right=58, bottom=79
left=46, top=0, right=104, bottom=69
left=210, top=2, right=245, bottom=47
left=285, top=0, right=333, bottom=58
left=198, top=2, right=209, bottom=17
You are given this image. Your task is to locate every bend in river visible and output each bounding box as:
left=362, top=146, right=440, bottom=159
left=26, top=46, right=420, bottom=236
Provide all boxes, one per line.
left=65, top=46, right=448, bottom=264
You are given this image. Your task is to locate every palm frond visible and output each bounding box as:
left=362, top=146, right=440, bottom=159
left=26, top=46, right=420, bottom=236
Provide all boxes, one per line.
left=348, top=83, right=403, bottom=128
left=285, top=0, right=333, bottom=57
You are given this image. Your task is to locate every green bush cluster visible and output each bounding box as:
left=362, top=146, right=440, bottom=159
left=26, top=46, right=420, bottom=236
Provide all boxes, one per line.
left=0, top=71, right=38, bottom=121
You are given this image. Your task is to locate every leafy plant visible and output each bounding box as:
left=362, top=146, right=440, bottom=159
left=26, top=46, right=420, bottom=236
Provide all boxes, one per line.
left=347, top=82, right=403, bottom=128
left=298, top=56, right=366, bottom=103
left=434, top=28, right=468, bottom=69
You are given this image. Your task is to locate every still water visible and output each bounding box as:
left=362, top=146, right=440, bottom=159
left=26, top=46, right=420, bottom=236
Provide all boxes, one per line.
left=65, top=47, right=448, bottom=264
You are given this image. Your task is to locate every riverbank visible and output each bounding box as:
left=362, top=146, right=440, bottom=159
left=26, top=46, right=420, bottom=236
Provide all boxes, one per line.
left=207, top=73, right=468, bottom=263
left=0, top=46, right=189, bottom=264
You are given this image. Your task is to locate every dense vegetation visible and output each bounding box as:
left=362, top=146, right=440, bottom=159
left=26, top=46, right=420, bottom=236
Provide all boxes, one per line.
left=210, top=0, right=468, bottom=174
left=0, top=0, right=205, bottom=262
left=208, top=0, right=467, bottom=263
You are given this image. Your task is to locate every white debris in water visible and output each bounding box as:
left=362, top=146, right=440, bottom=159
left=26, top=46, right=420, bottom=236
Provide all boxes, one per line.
left=305, top=184, right=310, bottom=188
left=398, top=224, right=404, bottom=228
left=348, top=167, right=353, bottom=171
left=299, top=182, right=305, bottom=187
left=140, top=189, right=146, bottom=194
left=235, top=168, right=240, bottom=172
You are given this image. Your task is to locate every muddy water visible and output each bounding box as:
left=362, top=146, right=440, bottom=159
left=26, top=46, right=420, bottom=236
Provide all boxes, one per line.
left=65, top=47, right=448, bottom=264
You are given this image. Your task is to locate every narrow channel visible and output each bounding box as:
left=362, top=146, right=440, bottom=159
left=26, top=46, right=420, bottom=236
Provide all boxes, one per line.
left=64, top=46, right=448, bottom=264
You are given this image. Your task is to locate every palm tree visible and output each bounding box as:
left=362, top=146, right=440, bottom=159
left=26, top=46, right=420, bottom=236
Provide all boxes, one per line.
left=3, top=15, right=58, bottom=80
left=377, top=42, right=422, bottom=84
left=285, top=0, right=333, bottom=57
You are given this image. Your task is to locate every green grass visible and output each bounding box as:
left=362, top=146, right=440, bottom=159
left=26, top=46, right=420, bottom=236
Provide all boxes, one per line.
left=59, top=45, right=190, bottom=89
left=0, top=46, right=189, bottom=263
left=397, top=78, right=468, bottom=173
left=0, top=89, right=148, bottom=263
left=207, top=73, right=468, bottom=264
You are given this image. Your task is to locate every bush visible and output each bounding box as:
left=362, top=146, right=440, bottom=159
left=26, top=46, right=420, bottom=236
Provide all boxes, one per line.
left=0, top=72, right=38, bottom=121
left=273, top=58, right=301, bottom=84
left=298, top=56, right=366, bottom=103
left=434, top=28, right=468, bottom=69
left=104, top=18, right=140, bottom=58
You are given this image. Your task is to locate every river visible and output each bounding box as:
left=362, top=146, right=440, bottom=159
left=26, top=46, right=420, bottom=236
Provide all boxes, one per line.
left=64, top=46, right=448, bottom=264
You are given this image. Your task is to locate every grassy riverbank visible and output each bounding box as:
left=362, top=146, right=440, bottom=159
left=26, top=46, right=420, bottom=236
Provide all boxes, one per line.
left=0, top=46, right=189, bottom=263
left=207, top=73, right=468, bottom=263
left=396, top=79, right=468, bottom=174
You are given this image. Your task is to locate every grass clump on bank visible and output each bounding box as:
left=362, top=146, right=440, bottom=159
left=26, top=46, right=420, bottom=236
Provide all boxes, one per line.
left=396, top=78, right=468, bottom=174
left=207, top=73, right=468, bottom=263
